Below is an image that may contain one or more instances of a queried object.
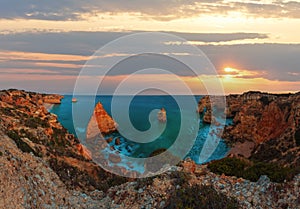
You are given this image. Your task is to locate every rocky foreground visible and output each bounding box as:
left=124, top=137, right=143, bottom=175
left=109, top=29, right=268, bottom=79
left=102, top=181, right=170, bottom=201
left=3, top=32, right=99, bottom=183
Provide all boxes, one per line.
left=0, top=89, right=299, bottom=208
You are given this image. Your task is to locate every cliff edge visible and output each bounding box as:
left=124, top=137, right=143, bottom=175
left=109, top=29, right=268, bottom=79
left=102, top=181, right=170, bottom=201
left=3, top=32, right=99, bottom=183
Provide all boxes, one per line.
left=198, top=91, right=300, bottom=166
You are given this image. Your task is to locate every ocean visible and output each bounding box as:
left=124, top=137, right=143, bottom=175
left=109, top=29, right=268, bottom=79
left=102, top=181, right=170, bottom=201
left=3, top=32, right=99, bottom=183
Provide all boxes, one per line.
left=50, top=95, right=229, bottom=169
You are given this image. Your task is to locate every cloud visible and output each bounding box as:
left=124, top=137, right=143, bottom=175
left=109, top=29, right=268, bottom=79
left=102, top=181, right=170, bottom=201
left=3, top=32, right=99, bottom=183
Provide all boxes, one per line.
left=0, top=31, right=299, bottom=94
left=0, top=1, right=300, bottom=21
left=0, top=31, right=269, bottom=79
left=201, top=43, right=300, bottom=82
left=0, top=31, right=268, bottom=55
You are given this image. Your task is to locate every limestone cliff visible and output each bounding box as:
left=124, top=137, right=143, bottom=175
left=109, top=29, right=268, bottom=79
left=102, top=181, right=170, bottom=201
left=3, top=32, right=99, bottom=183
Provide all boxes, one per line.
left=198, top=91, right=300, bottom=166
left=0, top=89, right=126, bottom=196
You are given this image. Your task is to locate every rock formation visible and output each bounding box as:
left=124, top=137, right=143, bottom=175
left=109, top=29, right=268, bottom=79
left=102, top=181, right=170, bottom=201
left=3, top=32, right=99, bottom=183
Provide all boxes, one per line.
left=198, top=96, right=225, bottom=125
left=86, top=102, right=118, bottom=139
left=157, top=107, right=167, bottom=123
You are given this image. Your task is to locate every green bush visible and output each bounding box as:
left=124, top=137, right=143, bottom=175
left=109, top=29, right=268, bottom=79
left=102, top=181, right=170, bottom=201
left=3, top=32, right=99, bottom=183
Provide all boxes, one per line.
left=165, top=184, right=239, bottom=209
left=208, top=157, right=248, bottom=178
left=208, top=157, right=299, bottom=183
left=243, top=162, right=298, bottom=182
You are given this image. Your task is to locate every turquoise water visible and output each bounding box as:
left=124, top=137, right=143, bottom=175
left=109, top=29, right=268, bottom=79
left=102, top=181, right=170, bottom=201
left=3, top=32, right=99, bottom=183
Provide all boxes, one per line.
left=50, top=95, right=229, bottom=165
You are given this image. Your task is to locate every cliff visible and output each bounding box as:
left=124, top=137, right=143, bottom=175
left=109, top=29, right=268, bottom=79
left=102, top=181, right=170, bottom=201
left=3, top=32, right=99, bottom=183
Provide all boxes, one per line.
left=1, top=89, right=299, bottom=209
left=198, top=91, right=300, bottom=166
left=0, top=89, right=127, bottom=197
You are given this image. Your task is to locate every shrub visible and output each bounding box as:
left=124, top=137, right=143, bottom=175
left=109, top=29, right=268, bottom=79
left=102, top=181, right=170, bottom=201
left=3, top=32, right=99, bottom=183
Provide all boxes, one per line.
left=135, top=176, right=155, bottom=190
left=24, top=116, right=50, bottom=129
left=7, top=130, right=36, bottom=154
left=208, top=157, right=248, bottom=178
left=295, top=129, right=300, bottom=146
left=170, top=171, right=191, bottom=186
left=165, top=184, right=239, bottom=209
left=243, top=162, right=298, bottom=182
left=19, top=129, right=39, bottom=144
left=208, top=157, right=299, bottom=183
left=0, top=107, right=15, bottom=116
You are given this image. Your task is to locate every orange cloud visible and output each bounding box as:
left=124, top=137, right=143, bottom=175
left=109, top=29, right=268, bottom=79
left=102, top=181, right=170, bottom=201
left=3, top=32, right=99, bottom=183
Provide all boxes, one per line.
left=0, top=50, right=88, bottom=62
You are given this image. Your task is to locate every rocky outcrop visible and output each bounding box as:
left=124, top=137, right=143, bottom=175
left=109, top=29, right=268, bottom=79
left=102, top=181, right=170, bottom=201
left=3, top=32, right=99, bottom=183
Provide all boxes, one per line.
left=43, top=94, right=64, bottom=104
left=198, top=96, right=225, bottom=125
left=94, top=161, right=300, bottom=209
left=0, top=89, right=127, bottom=196
left=201, top=91, right=300, bottom=166
left=86, top=102, right=117, bottom=139
left=157, top=108, right=167, bottom=123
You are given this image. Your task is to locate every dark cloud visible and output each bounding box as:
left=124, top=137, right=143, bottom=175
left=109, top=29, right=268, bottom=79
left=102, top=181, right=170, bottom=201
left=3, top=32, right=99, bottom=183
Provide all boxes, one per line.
left=0, top=31, right=268, bottom=55
left=0, top=0, right=299, bottom=21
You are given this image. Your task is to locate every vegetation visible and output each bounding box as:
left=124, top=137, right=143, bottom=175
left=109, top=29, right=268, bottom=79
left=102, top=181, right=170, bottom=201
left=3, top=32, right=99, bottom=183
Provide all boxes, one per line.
left=295, top=129, right=300, bottom=146
left=134, top=176, right=155, bottom=190
left=164, top=170, right=239, bottom=209
left=49, top=158, right=128, bottom=192
left=24, top=116, right=49, bottom=128
left=208, top=157, right=299, bottom=183
left=170, top=170, right=192, bottom=186
left=166, top=184, right=239, bottom=209
left=0, top=107, right=15, bottom=116
left=7, top=130, right=36, bottom=155
left=19, top=129, right=39, bottom=144
left=52, top=127, right=70, bottom=148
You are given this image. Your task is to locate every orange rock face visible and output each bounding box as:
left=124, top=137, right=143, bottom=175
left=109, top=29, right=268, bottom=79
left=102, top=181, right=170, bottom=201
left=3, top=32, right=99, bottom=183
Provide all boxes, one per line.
left=223, top=92, right=298, bottom=144
left=181, top=158, right=196, bottom=173
left=198, top=91, right=300, bottom=166
left=43, top=95, right=64, bottom=104
left=76, top=144, right=92, bottom=160
left=86, top=102, right=117, bottom=139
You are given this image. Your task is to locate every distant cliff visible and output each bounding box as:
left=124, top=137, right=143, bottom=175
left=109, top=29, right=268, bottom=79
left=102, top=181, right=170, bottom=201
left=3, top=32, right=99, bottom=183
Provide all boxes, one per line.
left=198, top=91, right=300, bottom=166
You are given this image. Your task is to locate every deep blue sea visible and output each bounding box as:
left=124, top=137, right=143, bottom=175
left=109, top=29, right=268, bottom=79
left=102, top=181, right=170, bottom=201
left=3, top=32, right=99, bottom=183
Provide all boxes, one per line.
left=50, top=95, right=229, bottom=169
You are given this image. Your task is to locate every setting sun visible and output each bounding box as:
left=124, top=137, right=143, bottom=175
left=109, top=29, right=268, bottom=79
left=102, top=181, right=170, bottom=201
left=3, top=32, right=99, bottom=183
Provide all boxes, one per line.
left=224, top=67, right=234, bottom=73
left=224, top=67, right=238, bottom=73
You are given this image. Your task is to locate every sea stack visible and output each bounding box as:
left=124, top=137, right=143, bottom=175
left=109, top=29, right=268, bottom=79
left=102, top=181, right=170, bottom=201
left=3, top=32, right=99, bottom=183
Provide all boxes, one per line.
left=157, top=107, right=167, bottom=123
left=86, top=102, right=118, bottom=139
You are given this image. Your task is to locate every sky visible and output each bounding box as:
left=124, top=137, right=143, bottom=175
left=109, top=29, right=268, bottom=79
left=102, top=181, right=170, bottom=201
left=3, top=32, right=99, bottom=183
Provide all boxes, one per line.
left=0, top=0, right=300, bottom=95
